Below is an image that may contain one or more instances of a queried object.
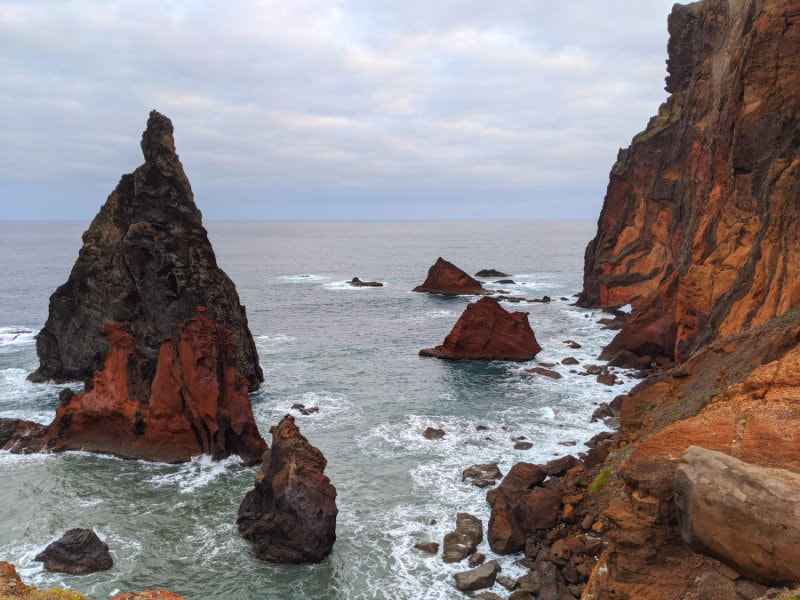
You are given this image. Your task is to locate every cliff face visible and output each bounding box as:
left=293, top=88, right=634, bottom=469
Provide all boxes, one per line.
left=31, top=110, right=262, bottom=390
left=579, top=0, right=800, bottom=363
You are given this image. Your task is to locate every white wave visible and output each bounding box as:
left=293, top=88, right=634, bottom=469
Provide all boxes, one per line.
left=255, top=333, right=296, bottom=345
left=276, top=274, right=329, bottom=282
left=262, top=391, right=357, bottom=431
left=143, top=454, right=244, bottom=494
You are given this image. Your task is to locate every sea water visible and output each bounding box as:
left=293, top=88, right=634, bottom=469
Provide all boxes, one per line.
left=0, top=220, right=631, bottom=600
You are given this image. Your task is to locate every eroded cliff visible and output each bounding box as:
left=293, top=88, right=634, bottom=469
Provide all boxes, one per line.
left=579, top=0, right=800, bottom=363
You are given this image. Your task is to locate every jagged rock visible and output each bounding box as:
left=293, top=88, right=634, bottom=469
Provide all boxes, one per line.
left=348, top=277, right=383, bottom=287
left=237, top=415, right=337, bottom=563
left=442, top=513, right=483, bottom=563
left=44, top=309, right=266, bottom=465
left=577, top=0, right=800, bottom=364
left=545, top=455, right=577, bottom=476
left=462, top=463, right=503, bottom=488
left=475, top=269, right=510, bottom=278
left=453, top=560, right=501, bottom=591
left=487, top=462, right=547, bottom=506
left=0, top=418, right=47, bottom=453
left=34, top=528, right=113, bottom=575
left=0, top=561, right=88, bottom=599
left=413, top=257, right=489, bottom=295
left=420, top=297, right=541, bottom=361
left=674, top=446, right=800, bottom=586
left=30, top=111, right=261, bottom=390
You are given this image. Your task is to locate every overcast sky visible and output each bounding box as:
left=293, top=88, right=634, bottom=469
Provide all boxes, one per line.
left=1, top=0, right=679, bottom=221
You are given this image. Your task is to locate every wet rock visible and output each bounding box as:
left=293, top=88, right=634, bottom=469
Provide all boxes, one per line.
left=475, top=269, right=510, bottom=278
left=237, top=415, right=337, bottom=563
left=462, top=463, right=503, bottom=488
left=348, top=277, right=383, bottom=287
left=45, top=310, right=266, bottom=465
left=674, top=446, right=800, bottom=585
left=563, top=340, right=582, bottom=349
left=453, top=560, right=501, bottom=591
left=475, top=593, right=503, bottom=600
left=34, top=528, right=113, bottom=575
left=420, top=297, right=541, bottom=361
left=413, top=257, right=488, bottom=295
left=30, top=111, right=262, bottom=390
left=514, top=441, right=534, bottom=450
left=494, top=279, right=516, bottom=284
left=414, top=542, right=439, bottom=554
left=291, top=403, right=319, bottom=416
left=597, top=373, right=617, bottom=386
left=468, top=552, right=487, bottom=567
left=497, top=575, right=519, bottom=590
left=522, top=367, right=562, bottom=379
left=561, top=357, right=579, bottom=365
left=442, top=513, right=483, bottom=563
left=422, top=427, right=445, bottom=440
left=0, top=418, right=47, bottom=453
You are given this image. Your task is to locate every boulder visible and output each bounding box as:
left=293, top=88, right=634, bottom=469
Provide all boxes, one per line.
left=488, top=500, right=525, bottom=554
left=522, top=367, right=562, bottom=379
left=514, top=487, right=561, bottom=531
left=487, top=462, right=547, bottom=506
left=29, top=110, right=262, bottom=390
left=34, top=528, right=113, bottom=575
left=420, top=297, right=541, bottom=361
left=442, top=513, right=483, bottom=563
left=674, top=446, right=800, bottom=586
left=453, top=560, right=501, bottom=591
left=414, top=542, right=439, bottom=554
left=422, top=427, right=445, bottom=440
left=462, top=463, right=503, bottom=488
left=413, top=257, right=489, bottom=295
left=45, top=309, right=266, bottom=465
left=348, top=277, right=383, bottom=287
left=110, top=593, right=188, bottom=600
left=237, top=415, right=337, bottom=563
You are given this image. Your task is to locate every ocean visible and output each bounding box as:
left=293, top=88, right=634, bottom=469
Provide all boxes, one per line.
left=0, top=220, right=631, bottom=600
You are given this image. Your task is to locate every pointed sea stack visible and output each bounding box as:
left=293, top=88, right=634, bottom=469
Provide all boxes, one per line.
left=413, top=257, right=489, bottom=295
left=420, top=297, right=541, bottom=361
left=30, top=110, right=262, bottom=390
left=237, top=415, right=338, bottom=563
left=577, top=0, right=800, bottom=364
left=47, top=308, right=266, bottom=465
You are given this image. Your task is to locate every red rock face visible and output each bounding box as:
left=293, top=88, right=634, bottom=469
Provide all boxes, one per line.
left=420, top=297, right=541, bottom=361
left=237, top=415, right=337, bottom=563
left=579, top=0, right=800, bottom=363
left=413, top=257, right=489, bottom=295
left=46, top=308, right=266, bottom=465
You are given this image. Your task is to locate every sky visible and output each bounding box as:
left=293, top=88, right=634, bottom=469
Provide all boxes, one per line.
left=0, top=0, right=679, bottom=221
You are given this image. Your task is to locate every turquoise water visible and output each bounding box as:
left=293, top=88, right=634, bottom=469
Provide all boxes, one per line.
left=0, top=220, right=629, bottom=599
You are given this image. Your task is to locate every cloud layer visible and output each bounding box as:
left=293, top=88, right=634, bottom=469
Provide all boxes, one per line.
left=0, top=0, right=677, bottom=220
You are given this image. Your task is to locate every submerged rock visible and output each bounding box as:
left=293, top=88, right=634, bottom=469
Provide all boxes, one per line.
left=420, top=297, right=541, bottom=361
left=237, top=415, right=337, bottom=563
left=348, top=277, right=383, bottom=287
left=30, top=110, right=262, bottom=390
left=475, top=269, right=510, bottom=278
left=45, top=309, right=266, bottom=465
left=413, top=257, right=488, bottom=295
left=34, top=528, right=113, bottom=575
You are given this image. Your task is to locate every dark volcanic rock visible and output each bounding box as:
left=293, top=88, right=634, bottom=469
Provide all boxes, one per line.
left=414, top=542, right=439, bottom=554
left=0, top=418, right=47, bottom=453
left=423, top=427, right=445, bottom=440
left=30, top=110, right=262, bottom=391
left=34, top=528, right=113, bottom=575
left=577, top=0, right=800, bottom=364
left=348, top=277, right=383, bottom=287
left=475, top=269, right=510, bottom=278
left=45, top=310, right=266, bottom=464
left=420, top=297, right=542, bottom=361
left=237, top=415, right=337, bottom=563
left=413, top=257, right=489, bottom=295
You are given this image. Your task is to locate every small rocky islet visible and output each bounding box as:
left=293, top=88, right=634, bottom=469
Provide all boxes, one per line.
left=4, top=0, right=800, bottom=598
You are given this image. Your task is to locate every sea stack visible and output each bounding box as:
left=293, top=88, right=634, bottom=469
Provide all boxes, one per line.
left=30, top=110, right=263, bottom=390
left=577, top=0, right=800, bottom=364
left=413, top=257, right=489, bottom=295
left=420, top=297, right=541, bottom=361
left=237, top=415, right=338, bottom=563
left=26, top=111, right=266, bottom=464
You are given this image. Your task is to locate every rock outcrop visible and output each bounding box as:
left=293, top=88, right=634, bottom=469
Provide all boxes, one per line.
left=348, top=277, right=383, bottom=287
left=674, top=446, right=800, bottom=586
left=419, top=297, right=541, bottom=361
left=413, top=258, right=488, bottom=295
left=46, top=309, right=266, bottom=465
left=237, top=415, right=337, bottom=563
left=578, top=0, right=800, bottom=364
left=0, top=561, right=88, bottom=599
left=30, top=110, right=262, bottom=390
left=34, top=528, right=113, bottom=575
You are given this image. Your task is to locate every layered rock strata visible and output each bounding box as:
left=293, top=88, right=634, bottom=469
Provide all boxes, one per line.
left=578, top=0, right=800, bottom=364
left=420, top=297, right=541, bottom=361
left=45, top=309, right=266, bottom=465
left=237, top=415, right=337, bottom=563
left=413, top=258, right=488, bottom=295
left=30, top=110, right=262, bottom=390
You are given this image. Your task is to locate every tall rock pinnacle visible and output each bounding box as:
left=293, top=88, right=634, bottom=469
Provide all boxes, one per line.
left=30, top=110, right=263, bottom=390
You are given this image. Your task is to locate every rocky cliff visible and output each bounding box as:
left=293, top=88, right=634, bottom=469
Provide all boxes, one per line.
left=578, top=0, right=800, bottom=364
left=30, top=110, right=262, bottom=390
